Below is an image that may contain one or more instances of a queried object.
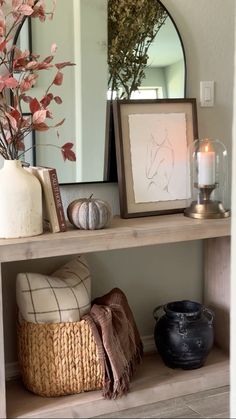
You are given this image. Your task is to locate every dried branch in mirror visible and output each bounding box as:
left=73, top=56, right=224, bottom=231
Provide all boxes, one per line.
left=108, top=0, right=168, bottom=99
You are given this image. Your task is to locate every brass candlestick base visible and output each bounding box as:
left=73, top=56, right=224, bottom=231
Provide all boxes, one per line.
left=184, top=183, right=230, bottom=219
left=184, top=201, right=230, bottom=219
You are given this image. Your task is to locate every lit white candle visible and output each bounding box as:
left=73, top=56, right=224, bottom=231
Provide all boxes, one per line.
left=197, top=145, right=215, bottom=185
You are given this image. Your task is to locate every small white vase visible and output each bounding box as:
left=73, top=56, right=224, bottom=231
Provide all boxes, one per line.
left=0, top=160, right=43, bottom=238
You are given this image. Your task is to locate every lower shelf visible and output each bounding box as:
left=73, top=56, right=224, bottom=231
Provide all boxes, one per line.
left=6, top=347, right=229, bottom=419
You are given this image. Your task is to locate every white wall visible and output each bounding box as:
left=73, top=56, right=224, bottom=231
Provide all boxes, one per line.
left=2, top=1, right=235, bottom=370
left=165, top=59, right=185, bottom=98
left=230, top=10, right=236, bottom=418
left=143, top=67, right=167, bottom=97
left=162, top=0, right=234, bottom=169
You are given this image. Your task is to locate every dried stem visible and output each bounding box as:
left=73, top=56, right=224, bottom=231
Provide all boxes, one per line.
left=108, top=0, right=168, bottom=99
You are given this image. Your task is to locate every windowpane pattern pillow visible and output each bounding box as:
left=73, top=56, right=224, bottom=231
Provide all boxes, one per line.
left=16, top=256, right=91, bottom=324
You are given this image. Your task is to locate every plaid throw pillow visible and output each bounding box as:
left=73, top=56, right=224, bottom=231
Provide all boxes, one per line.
left=16, top=256, right=91, bottom=323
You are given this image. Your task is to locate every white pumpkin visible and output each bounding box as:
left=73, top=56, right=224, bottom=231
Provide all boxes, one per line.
left=67, top=195, right=112, bottom=230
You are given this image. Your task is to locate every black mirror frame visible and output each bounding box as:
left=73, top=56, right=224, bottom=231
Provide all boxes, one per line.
left=158, top=0, right=187, bottom=98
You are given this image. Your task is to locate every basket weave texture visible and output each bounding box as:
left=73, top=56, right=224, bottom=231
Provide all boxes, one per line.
left=17, top=319, right=104, bottom=397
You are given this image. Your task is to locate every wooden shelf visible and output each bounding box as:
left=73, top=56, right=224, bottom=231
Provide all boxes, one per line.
left=0, top=214, right=231, bottom=262
left=0, top=214, right=230, bottom=417
left=6, top=347, right=229, bottom=418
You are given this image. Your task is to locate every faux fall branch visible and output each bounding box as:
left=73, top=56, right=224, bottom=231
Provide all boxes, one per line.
left=0, top=0, right=76, bottom=161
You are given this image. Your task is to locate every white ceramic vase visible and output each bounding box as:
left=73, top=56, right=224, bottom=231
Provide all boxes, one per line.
left=0, top=160, right=43, bottom=238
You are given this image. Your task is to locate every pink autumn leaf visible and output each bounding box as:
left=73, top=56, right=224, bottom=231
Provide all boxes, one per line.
left=13, top=48, right=30, bottom=60
left=62, top=142, right=74, bottom=150
left=5, top=112, right=17, bottom=131
left=21, top=95, right=33, bottom=103
left=10, top=109, right=21, bottom=123
left=16, top=4, right=34, bottom=16
left=54, top=118, right=65, bottom=128
left=32, top=122, right=49, bottom=131
left=32, top=109, right=47, bottom=124
left=46, top=109, right=53, bottom=119
left=54, top=96, right=62, bottom=104
left=4, top=76, right=18, bottom=89
left=53, top=71, right=63, bottom=86
left=0, top=39, right=6, bottom=51
left=20, top=79, right=30, bottom=93
left=25, top=60, right=39, bottom=70
left=21, top=116, right=31, bottom=128
left=43, top=55, right=54, bottom=64
left=14, top=58, right=30, bottom=72
left=31, top=2, right=47, bottom=21
left=55, top=61, right=75, bottom=70
left=20, top=74, right=38, bottom=92
left=37, top=61, right=54, bottom=70
left=30, top=98, right=41, bottom=114
left=40, top=93, right=53, bottom=108
left=61, top=144, right=76, bottom=162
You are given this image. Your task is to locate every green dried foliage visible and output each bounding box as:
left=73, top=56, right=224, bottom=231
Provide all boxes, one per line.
left=108, top=0, right=168, bottom=99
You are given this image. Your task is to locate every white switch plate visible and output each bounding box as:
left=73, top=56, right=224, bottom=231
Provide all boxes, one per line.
left=200, top=81, right=215, bottom=107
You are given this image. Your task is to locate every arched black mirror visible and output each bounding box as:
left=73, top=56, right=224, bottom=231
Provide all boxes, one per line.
left=108, top=0, right=186, bottom=101
left=12, top=0, right=186, bottom=184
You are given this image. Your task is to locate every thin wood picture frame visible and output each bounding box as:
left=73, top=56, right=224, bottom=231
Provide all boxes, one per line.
left=113, top=98, right=198, bottom=218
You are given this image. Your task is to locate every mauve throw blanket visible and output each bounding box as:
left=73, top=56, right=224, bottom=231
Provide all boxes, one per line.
left=83, top=288, right=143, bottom=399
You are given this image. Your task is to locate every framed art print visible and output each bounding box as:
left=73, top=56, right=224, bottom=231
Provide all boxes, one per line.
left=113, top=99, right=198, bottom=218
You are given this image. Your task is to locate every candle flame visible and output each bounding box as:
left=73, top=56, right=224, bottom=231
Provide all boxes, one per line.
left=205, top=145, right=209, bottom=152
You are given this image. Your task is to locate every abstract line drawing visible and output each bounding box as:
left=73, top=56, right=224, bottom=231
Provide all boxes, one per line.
left=145, top=124, right=175, bottom=197
left=128, top=112, right=188, bottom=203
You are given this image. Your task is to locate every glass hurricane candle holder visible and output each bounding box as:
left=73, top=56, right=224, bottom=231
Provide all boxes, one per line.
left=184, top=138, right=230, bottom=219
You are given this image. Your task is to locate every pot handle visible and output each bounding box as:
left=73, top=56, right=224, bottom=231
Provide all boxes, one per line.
left=153, top=305, right=164, bottom=321
left=203, top=307, right=214, bottom=325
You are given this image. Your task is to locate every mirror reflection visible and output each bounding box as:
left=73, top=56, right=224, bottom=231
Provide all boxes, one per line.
left=108, top=0, right=185, bottom=101
left=30, top=0, right=186, bottom=184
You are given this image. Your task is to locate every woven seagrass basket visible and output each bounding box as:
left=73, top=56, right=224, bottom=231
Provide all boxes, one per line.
left=17, top=319, right=104, bottom=397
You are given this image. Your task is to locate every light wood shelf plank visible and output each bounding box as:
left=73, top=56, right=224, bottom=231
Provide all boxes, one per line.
left=0, top=214, right=231, bottom=262
left=6, top=347, right=229, bottom=418
left=204, top=237, right=231, bottom=352
left=1, top=215, right=231, bottom=418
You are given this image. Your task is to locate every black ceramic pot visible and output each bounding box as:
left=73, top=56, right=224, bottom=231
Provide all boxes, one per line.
left=153, top=300, right=214, bottom=370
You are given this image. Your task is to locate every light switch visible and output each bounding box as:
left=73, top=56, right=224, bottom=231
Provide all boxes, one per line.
left=204, top=87, right=211, bottom=101
left=200, top=81, right=215, bottom=107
